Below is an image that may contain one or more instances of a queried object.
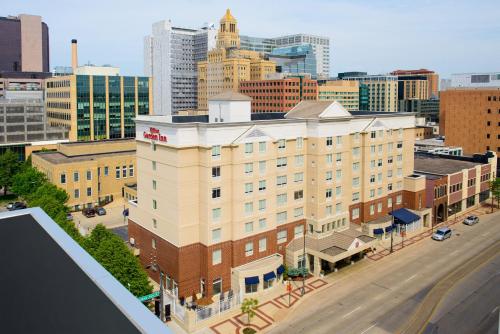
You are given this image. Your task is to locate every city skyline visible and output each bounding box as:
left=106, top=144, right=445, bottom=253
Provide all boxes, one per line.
left=4, top=0, right=499, bottom=78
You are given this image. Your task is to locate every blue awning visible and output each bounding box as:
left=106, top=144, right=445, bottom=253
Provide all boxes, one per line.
left=263, top=271, right=276, bottom=281
left=390, top=208, right=420, bottom=225
left=373, top=228, right=384, bottom=235
left=245, top=276, right=259, bottom=285
left=385, top=225, right=393, bottom=233
left=277, top=265, right=285, bottom=275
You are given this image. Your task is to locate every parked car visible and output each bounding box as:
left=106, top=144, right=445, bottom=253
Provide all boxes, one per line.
left=66, top=213, right=73, bottom=221
left=463, top=215, right=479, bottom=226
left=8, top=202, right=27, bottom=211
left=6, top=202, right=14, bottom=210
left=82, top=208, right=96, bottom=218
left=432, top=227, right=452, bottom=241
left=96, top=207, right=106, bottom=216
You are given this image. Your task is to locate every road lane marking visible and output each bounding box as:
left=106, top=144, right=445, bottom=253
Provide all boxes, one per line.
left=342, top=306, right=361, bottom=319
left=360, top=323, right=377, bottom=334
left=404, top=274, right=417, bottom=282
left=449, top=250, right=459, bottom=256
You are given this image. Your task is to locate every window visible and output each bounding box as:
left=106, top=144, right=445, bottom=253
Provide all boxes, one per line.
left=277, top=193, right=287, bottom=206
left=115, top=167, right=120, bottom=179
left=397, top=141, right=403, bottom=149
left=370, top=131, right=376, bottom=139
left=336, top=170, right=342, bottom=180
left=369, top=204, right=375, bottom=215
left=74, top=189, right=80, bottom=199
left=152, top=218, right=157, bottom=228
left=352, top=192, right=359, bottom=201
left=244, top=183, right=253, bottom=194
left=259, top=238, right=267, bottom=252
left=278, top=139, right=286, bottom=150
left=378, top=159, right=383, bottom=167
left=212, top=145, right=221, bottom=158
left=245, top=242, right=254, bottom=256
left=388, top=156, right=393, bottom=164
left=336, top=153, right=342, bottom=164
left=104, top=166, right=109, bottom=176
left=259, top=141, right=266, bottom=153
left=336, top=203, right=342, bottom=213
left=336, top=136, right=342, bottom=145
left=129, top=165, right=134, bottom=177
left=294, top=225, right=304, bottom=238
left=295, top=155, right=304, bottom=166
left=60, top=173, right=66, bottom=184
left=352, top=177, right=360, bottom=187
left=152, top=180, right=157, bottom=190
left=212, top=249, right=221, bottom=265
left=277, top=175, right=287, bottom=186
left=326, top=171, right=333, bottom=181
left=352, top=208, right=360, bottom=219
left=212, top=208, right=221, bottom=221
left=352, top=147, right=360, bottom=156
left=87, top=187, right=92, bottom=196
left=259, top=180, right=266, bottom=191
left=388, top=142, right=393, bottom=151
left=244, top=163, right=253, bottom=174
left=378, top=145, right=383, bottom=153
left=259, top=218, right=267, bottom=229
left=370, top=145, right=376, bottom=154
left=378, top=173, right=383, bottom=182
left=277, top=211, right=287, bottom=224
left=397, top=168, right=403, bottom=176
left=325, top=205, right=332, bottom=216
left=212, top=166, right=220, bottom=178
left=294, top=190, right=304, bottom=200
left=294, top=172, right=304, bottom=183
left=370, top=175, right=375, bottom=183
left=122, top=166, right=127, bottom=178
left=245, top=222, right=254, bottom=233
left=396, top=195, right=402, bottom=204
left=73, top=172, right=79, bottom=182
left=388, top=183, right=393, bottom=191
left=277, top=230, right=287, bottom=243
left=326, top=154, right=333, bottom=164
left=152, top=239, right=156, bottom=249
left=277, top=157, right=287, bottom=168
left=370, top=189, right=375, bottom=198
left=294, top=207, right=304, bottom=217
left=352, top=162, right=360, bottom=171
left=370, top=160, right=376, bottom=169
left=245, top=143, right=253, bottom=154
left=212, top=228, right=221, bottom=242
left=244, top=202, right=253, bottom=215
left=86, top=170, right=92, bottom=180
left=296, top=137, right=303, bottom=149
left=152, top=161, right=156, bottom=171
left=397, top=154, right=403, bottom=162
left=377, top=202, right=382, bottom=213
left=152, top=199, right=157, bottom=209
left=326, top=188, right=332, bottom=199
left=336, top=186, right=342, bottom=197
left=245, top=281, right=258, bottom=293
left=212, top=187, right=221, bottom=199
left=213, top=278, right=222, bottom=295
left=326, top=136, right=333, bottom=147
left=259, top=199, right=266, bottom=211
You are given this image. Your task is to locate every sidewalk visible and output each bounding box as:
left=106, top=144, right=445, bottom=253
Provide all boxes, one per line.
left=367, top=205, right=493, bottom=261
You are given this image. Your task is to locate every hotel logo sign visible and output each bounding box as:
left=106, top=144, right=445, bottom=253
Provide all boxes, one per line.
left=143, top=127, right=167, bottom=142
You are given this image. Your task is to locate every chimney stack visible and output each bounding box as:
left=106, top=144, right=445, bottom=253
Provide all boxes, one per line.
left=71, top=39, right=78, bottom=72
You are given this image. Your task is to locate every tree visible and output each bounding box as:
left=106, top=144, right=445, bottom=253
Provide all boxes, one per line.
left=11, top=166, right=47, bottom=199
left=0, top=150, right=20, bottom=196
left=489, top=178, right=500, bottom=213
left=241, top=298, right=258, bottom=327
left=84, top=225, right=153, bottom=297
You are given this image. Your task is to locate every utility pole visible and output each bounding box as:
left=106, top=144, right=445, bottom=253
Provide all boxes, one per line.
left=159, top=269, right=165, bottom=322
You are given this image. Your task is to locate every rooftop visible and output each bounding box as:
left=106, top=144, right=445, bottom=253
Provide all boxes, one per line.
left=414, top=155, right=480, bottom=175
left=0, top=209, right=169, bottom=334
left=34, top=149, right=135, bottom=164
left=208, top=90, right=252, bottom=101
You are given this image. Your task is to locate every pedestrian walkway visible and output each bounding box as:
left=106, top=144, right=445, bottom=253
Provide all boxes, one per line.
left=367, top=206, right=490, bottom=261
left=209, top=278, right=328, bottom=334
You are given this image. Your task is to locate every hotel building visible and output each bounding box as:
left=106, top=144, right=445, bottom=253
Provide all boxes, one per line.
left=128, top=92, right=427, bottom=300
left=317, top=80, right=359, bottom=111
left=239, top=74, right=317, bottom=113
left=45, top=73, right=152, bottom=141
left=197, top=10, right=276, bottom=110
left=343, top=75, right=398, bottom=112
left=32, top=139, right=136, bottom=210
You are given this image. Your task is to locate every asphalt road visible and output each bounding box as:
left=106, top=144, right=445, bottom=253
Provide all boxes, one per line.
left=423, top=252, right=500, bottom=334
left=267, top=210, right=500, bottom=334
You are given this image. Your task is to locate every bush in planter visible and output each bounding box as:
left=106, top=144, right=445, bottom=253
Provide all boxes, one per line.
left=243, top=328, right=256, bottom=334
left=288, top=267, right=308, bottom=277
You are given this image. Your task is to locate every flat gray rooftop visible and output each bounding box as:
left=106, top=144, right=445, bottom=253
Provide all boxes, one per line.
left=414, top=155, right=479, bottom=175
left=34, top=150, right=135, bottom=164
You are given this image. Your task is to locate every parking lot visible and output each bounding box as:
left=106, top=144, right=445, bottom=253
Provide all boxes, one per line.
left=72, top=198, right=129, bottom=236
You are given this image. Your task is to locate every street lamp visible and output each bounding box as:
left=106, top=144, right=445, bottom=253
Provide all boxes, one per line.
left=390, top=198, right=395, bottom=253
left=301, top=227, right=306, bottom=296
left=147, top=262, right=165, bottom=322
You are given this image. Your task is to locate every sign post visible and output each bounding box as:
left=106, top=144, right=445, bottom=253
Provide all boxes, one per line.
left=138, top=291, right=160, bottom=302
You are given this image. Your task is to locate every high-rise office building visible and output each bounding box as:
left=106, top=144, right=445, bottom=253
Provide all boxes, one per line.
left=144, top=21, right=216, bottom=115
left=450, top=72, right=500, bottom=88
left=197, top=10, right=276, bottom=110
left=128, top=96, right=426, bottom=299
left=0, top=14, right=49, bottom=74
left=343, top=75, right=398, bottom=112
left=271, top=34, right=330, bottom=79
left=317, top=80, right=359, bottom=111
left=391, top=69, right=439, bottom=99
left=268, top=44, right=317, bottom=78
left=240, top=35, right=275, bottom=53
left=45, top=74, right=152, bottom=141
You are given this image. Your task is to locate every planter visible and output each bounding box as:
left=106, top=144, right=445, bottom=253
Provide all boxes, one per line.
left=242, top=328, right=256, bottom=334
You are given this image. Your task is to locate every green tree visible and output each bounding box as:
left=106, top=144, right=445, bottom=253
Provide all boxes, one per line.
left=11, top=166, right=47, bottom=199
left=489, top=178, right=500, bottom=212
left=84, top=225, right=152, bottom=297
left=241, top=298, right=259, bottom=327
left=0, top=150, right=20, bottom=196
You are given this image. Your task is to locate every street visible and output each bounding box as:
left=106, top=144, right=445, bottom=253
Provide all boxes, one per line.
left=267, top=210, right=500, bottom=334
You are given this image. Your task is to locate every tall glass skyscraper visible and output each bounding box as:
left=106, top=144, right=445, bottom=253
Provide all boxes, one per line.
left=268, top=44, right=317, bottom=78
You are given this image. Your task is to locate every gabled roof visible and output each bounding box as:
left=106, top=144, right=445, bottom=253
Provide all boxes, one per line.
left=285, top=100, right=352, bottom=119
left=208, top=90, right=252, bottom=101
left=232, top=125, right=275, bottom=144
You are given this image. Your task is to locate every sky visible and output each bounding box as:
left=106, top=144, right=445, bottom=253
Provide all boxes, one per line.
left=4, top=0, right=500, bottom=78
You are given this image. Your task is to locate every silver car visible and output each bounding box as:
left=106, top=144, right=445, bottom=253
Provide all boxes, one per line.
left=432, top=227, right=452, bottom=241
left=463, top=215, right=479, bottom=226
